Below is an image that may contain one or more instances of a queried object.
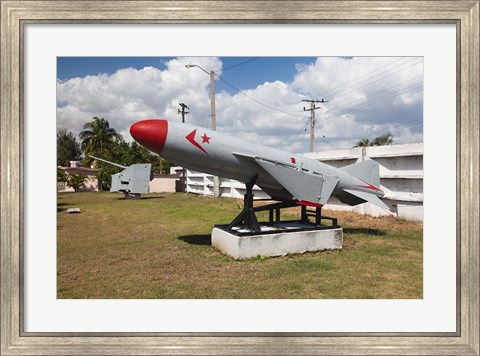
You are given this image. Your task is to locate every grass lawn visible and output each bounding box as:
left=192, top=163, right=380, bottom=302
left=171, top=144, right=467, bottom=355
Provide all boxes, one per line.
left=57, top=192, right=422, bottom=299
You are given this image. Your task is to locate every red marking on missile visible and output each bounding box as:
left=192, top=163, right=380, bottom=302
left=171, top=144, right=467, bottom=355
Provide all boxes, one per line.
left=297, top=200, right=323, bottom=208
left=354, top=177, right=383, bottom=192
left=290, top=157, right=296, bottom=164
left=201, top=133, right=211, bottom=144
left=186, top=129, right=209, bottom=154
left=129, top=119, right=168, bottom=154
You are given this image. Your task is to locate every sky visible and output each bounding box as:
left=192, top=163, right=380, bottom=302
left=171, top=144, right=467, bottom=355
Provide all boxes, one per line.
left=56, top=56, right=423, bottom=153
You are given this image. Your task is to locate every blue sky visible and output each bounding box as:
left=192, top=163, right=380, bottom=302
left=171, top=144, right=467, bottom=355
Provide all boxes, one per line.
left=57, top=56, right=423, bottom=152
left=57, top=56, right=318, bottom=94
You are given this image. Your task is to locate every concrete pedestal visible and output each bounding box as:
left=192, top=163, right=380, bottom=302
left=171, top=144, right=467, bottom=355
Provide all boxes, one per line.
left=212, top=223, right=343, bottom=259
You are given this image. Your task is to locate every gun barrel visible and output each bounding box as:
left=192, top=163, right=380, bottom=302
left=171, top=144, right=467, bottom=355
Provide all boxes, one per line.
left=89, top=155, right=127, bottom=169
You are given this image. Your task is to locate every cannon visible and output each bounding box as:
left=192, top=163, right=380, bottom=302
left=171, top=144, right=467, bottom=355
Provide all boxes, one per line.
left=90, top=155, right=153, bottom=200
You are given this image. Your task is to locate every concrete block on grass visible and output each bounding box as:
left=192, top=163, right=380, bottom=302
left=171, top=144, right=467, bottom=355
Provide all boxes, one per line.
left=212, top=224, right=343, bottom=259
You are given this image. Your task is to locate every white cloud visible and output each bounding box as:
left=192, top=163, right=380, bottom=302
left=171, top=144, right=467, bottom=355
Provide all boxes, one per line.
left=57, top=56, right=423, bottom=153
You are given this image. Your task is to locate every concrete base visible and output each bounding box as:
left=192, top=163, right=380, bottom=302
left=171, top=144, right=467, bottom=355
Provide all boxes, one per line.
left=212, top=223, right=343, bottom=259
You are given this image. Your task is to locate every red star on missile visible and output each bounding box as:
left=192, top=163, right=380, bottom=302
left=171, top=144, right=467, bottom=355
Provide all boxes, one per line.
left=201, top=133, right=211, bottom=144
left=186, top=129, right=208, bottom=154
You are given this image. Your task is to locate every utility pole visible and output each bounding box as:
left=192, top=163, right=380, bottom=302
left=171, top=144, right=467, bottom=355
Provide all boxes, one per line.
left=210, top=70, right=219, bottom=197
left=185, top=64, right=219, bottom=197
left=177, top=103, right=190, bottom=192
left=302, top=99, right=327, bottom=152
left=210, top=71, right=216, bottom=131
left=177, top=102, right=189, bottom=123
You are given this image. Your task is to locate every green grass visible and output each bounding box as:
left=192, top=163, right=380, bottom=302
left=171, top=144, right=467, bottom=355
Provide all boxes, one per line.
left=57, top=192, right=423, bottom=299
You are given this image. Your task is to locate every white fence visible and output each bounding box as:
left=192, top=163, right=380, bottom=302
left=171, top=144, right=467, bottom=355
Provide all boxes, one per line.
left=173, top=143, right=423, bottom=222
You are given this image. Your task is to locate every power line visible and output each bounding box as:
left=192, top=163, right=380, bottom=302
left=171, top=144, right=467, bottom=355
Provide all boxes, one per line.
left=177, top=102, right=189, bottom=123
left=292, top=119, right=422, bottom=150
left=215, top=74, right=305, bottom=117
left=332, top=84, right=423, bottom=117
left=320, top=57, right=422, bottom=100
left=344, top=118, right=423, bottom=142
left=223, top=57, right=259, bottom=71
left=325, top=74, right=423, bottom=114
left=302, top=99, right=327, bottom=152
left=287, top=117, right=310, bottom=147
left=315, top=57, right=407, bottom=98
left=325, top=58, right=423, bottom=101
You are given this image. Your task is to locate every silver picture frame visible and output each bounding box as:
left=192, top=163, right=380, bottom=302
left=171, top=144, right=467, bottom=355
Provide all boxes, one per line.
left=1, top=1, right=478, bottom=354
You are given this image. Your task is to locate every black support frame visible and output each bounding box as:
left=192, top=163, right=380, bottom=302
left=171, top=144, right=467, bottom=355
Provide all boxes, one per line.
left=225, top=176, right=338, bottom=234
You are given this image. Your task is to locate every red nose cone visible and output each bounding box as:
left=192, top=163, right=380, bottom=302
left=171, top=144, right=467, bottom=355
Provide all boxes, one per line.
left=130, top=120, right=168, bottom=154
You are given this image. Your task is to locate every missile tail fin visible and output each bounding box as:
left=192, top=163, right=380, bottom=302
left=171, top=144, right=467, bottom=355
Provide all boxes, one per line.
left=341, top=188, right=391, bottom=210
left=341, top=160, right=380, bottom=188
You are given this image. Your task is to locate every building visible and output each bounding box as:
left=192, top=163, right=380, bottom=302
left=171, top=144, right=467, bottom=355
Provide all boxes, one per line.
left=57, top=162, right=100, bottom=192
left=303, top=143, right=423, bottom=221
left=149, top=173, right=181, bottom=193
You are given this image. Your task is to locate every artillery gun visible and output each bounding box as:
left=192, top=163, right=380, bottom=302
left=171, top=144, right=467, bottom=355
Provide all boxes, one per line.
left=90, top=155, right=153, bottom=200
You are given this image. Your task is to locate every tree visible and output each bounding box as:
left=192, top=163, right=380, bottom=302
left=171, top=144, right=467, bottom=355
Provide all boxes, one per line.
left=372, top=132, right=393, bottom=146
left=354, top=138, right=371, bottom=147
left=57, top=167, right=68, bottom=183
left=160, top=158, right=173, bottom=174
left=90, top=141, right=164, bottom=191
left=95, top=170, right=111, bottom=192
left=67, top=174, right=87, bottom=192
left=57, top=129, right=81, bottom=166
left=354, top=133, right=394, bottom=148
left=79, top=117, right=122, bottom=165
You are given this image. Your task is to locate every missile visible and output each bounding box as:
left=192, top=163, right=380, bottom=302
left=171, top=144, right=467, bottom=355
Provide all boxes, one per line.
left=130, top=119, right=390, bottom=210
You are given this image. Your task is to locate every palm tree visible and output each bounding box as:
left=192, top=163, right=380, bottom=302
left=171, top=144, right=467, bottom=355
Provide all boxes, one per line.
left=354, top=138, right=371, bottom=147
left=57, top=167, right=68, bottom=183
left=67, top=174, right=87, bottom=192
left=57, top=129, right=81, bottom=166
left=354, top=132, right=394, bottom=148
left=372, top=132, right=393, bottom=146
left=79, top=117, right=122, bottom=164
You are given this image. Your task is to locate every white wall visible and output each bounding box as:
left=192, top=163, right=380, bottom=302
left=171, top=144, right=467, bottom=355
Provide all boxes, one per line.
left=175, top=143, right=424, bottom=222
left=303, top=143, right=423, bottom=221
left=149, top=175, right=179, bottom=193
left=57, top=175, right=99, bottom=193
left=183, top=170, right=270, bottom=199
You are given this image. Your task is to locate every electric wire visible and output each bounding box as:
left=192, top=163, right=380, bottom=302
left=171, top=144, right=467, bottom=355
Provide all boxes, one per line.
left=215, top=74, right=305, bottom=117
left=325, top=74, right=423, bottom=114
left=196, top=58, right=423, bottom=149
left=222, top=57, right=259, bottom=71
left=320, top=57, right=422, bottom=100
left=315, top=57, right=407, bottom=98
left=287, top=117, right=310, bottom=146
left=324, top=58, right=423, bottom=101
left=343, top=118, right=423, bottom=142
left=332, top=84, right=423, bottom=117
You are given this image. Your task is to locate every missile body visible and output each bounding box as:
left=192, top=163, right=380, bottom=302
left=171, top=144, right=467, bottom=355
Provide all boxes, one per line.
left=130, top=119, right=389, bottom=209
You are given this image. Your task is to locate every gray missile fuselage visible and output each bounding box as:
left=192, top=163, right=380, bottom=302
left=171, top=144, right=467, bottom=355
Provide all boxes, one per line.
left=130, top=119, right=387, bottom=209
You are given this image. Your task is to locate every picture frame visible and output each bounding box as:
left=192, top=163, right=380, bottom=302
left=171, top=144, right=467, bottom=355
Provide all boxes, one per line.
left=1, top=1, right=478, bottom=354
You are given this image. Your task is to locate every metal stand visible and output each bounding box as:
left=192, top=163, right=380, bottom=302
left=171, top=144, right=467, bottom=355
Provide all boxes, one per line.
left=225, top=176, right=338, bottom=234
left=300, top=205, right=338, bottom=227
left=228, top=175, right=261, bottom=232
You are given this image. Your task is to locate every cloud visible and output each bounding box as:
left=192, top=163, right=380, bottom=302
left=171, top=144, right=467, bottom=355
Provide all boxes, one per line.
left=291, top=57, right=423, bottom=149
left=57, top=57, right=221, bottom=135
left=57, top=56, right=423, bottom=153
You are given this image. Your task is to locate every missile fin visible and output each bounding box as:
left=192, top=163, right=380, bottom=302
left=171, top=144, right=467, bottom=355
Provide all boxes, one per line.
left=319, top=175, right=339, bottom=205
left=341, top=160, right=381, bottom=188
left=255, top=159, right=328, bottom=206
left=232, top=152, right=256, bottom=159
left=342, top=188, right=390, bottom=210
